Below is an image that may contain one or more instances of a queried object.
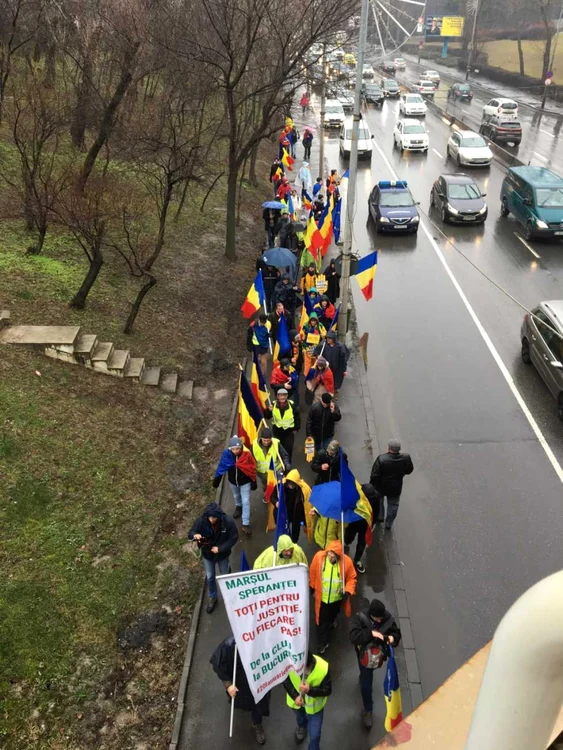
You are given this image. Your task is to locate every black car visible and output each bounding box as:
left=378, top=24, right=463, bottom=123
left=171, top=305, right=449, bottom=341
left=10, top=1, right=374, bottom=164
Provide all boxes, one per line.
left=381, top=60, right=395, bottom=73
left=363, top=82, right=384, bottom=105
left=369, top=180, right=420, bottom=234
left=479, top=116, right=522, bottom=146
left=430, top=173, right=488, bottom=224
left=381, top=78, right=400, bottom=98
left=448, top=83, right=473, bottom=102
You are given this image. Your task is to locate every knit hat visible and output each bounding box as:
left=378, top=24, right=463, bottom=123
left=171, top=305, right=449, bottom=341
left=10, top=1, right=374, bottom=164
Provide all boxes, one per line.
left=260, top=427, right=273, bottom=439
left=228, top=436, right=243, bottom=449
left=277, top=388, right=289, bottom=396
left=321, top=393, right=332, bottom=405
left=369, top=599, right=386, bottom=618
left=326, top=331, right=337, bottom=340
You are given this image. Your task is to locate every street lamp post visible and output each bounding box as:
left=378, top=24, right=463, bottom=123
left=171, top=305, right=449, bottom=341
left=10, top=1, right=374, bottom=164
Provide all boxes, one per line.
left=466, top=0, right=479, bottom=81
left=319, top=43, right=327, bottom=182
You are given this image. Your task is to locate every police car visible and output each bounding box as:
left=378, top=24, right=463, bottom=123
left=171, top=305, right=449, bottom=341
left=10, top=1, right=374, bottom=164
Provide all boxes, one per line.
left=368, top=180, right=420, bottom=234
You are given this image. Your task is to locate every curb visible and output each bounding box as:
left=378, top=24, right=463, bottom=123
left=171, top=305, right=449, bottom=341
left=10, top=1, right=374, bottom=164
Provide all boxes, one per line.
left=168, top=365, right=243, bottom=750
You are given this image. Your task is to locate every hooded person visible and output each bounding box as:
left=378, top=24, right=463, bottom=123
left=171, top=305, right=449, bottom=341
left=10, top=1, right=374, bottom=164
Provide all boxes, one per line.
left=323, top=258, right=340, bottom=304
left=314, top=295, right=336, bottom=330
left=273, top=274, right=298, bottom=319
left=276, top=177, right=292, bottom=201
left=270, top=301, right=293, bottom=340
left=302, top=129, right=313, bottom=161
left=251, top=426, right=291, bottom=502
left=298, top=162, right=313, bottom=196
left=263, top=387, right=300, bottom=460
left=300, top=263, right=319, bottom=295
left=253, top=533, right=308, bottom=569
left=302, top=311, right=326, bottom=375
left=269, top=157, right=284, bottom=195
left=212, top=436, right=257, bottom=536
left=306, top=355, right=335, bottom=403
left=269, top=359, right=299, bottom=399
left=309, top=539, right=357, bottom=653
left=314, top=331, right=347, bottom=392
left=268, top=469, right=314, bottom=543
left=188, top=503, right=239, bottom=613
left=210, top=634, right=270, bottom=745
left=307, top=287, right=320, bottom=309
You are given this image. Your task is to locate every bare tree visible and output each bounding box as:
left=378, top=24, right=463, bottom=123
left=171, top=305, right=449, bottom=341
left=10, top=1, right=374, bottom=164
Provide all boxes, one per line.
left=0, top=0, right=36, bottom=121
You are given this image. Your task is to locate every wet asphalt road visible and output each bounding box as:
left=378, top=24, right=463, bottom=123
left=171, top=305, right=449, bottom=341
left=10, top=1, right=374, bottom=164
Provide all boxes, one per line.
left=322, top=97, right=563, bottom=695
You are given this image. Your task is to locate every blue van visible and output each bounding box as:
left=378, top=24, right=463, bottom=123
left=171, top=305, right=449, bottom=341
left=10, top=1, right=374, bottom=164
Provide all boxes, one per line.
left=500, top=166, right=563, bottom=240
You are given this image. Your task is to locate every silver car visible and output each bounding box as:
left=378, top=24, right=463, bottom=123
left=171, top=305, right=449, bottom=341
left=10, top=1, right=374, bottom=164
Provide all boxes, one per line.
left=521, top=300, right=563, bottom=420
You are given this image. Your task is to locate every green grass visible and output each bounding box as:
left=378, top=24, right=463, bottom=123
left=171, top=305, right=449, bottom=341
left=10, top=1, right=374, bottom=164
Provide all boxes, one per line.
left=482, top=35, right=563, bottom=79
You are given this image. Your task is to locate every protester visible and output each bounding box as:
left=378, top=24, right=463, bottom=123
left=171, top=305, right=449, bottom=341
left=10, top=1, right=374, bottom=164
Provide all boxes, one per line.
left=312, top=177, right=323, bottom=198
left=302, top=312, right=325, bottom=374
left=262, top=207, right=279, bottom=247
left=263, top=387, right=300, bottom=459
left=349, top=599, right=402, bottom=728
left=310, top=507, right=342, bottom=550
left=302, top=128, right=313, bottom=161
left=273, top=274, right=298, bottom=319
left=315, top=295, right=336, bottom=331
left=261, top=265, right=279, bottom=311
left=276, top=178, right=292, bottom=201
left=307, top=288, right=320, bottom=310
left=314, top=331, right=346, bottom=394
left=251, top=427, right=290, bottom=501
left=279, top=128, right=291, bottom=159
left=300, top=92, right=310, bottom=115
left=269, top=158, right=284, bottom=196
left=310, top=540, right=357, bottom=653
left=306, top=356, right=334, bottom=403
left=270, top=469, right=313, bottom=543
left=344, top=483, right=378, bottom=574
left=370, top=439, right=414, bottom=530
left=323, top=259, right=340, bottom=304
left=288, top=123, right=299, bottom=159
left=210, top=635, right=270, bottom=744
left=212, top=437, right=257, bottom=536
left=253, top=533, right=308, bottom=569
left=312, top=195, right=325, bottom=221
left=188, top=503, right=238, bottom=613
left=270, top=359, right=299, bottom=399
left=246, top=313, right=271, bottom=376
left=326, top=169, right=339, bottom=192
left=300, top=262, right=319, bottom=295
left=283, top=651, right=332, bottom=748
left=290, top=329, right=304, bottom=374
left=275, top=208, right=292, bottom=244
left=306, top=397, right=341, bottom=454
left=298, top=161, right=313, bottom=197
left=270, top=301, right=293, bottom=339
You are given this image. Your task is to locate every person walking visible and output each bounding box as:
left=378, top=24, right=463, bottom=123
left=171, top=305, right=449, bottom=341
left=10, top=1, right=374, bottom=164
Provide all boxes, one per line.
left=312, top=177, right=323, bottom=198
left=300, top=262, right=319, bottom=295
left=314, top=295, right=336, bottom=331
left=306, top=395, right=341, bottom=453
left=302, top=129, right=313, bottom=161
left=300, top=92, right=310, bottom=115
left=283, top=651, right=332, bottom=749
left=315, top=332, right=346, bottom=394
left=269, top=158, right=284, bottom=196
left=264, top=388, right=300, bottom=460
left=298, top=162, right=313, bottom=198
left=344, top=483, right=379, bottom=574
left=273, top=275, right=299, bottom=320
left=288, top=123, right=299, bottom=159
left=210, top=635, right=270, bottom=744
left=269, top=359, right=299, bottom=402
left=251, top=427, right=291, bottom=501
left=306, top=357, right=335, bottom=404
left=311, top=439, right=346, bottom=483
left=323, top=259, right=340, bottom=304
left=253, top=533, right=308, bottom=568
left=262, top=207, right=279, bottom=247
left=212, top=436, right=257, bottom=536
left=246, top=313, right=271, bottom=377
left=370, top=439, right=414, bottom=530
left=188, top=503, right=238, bottom=613
left=261, top=265, right=279, bottom=312
left=270, top=301, right=293, bottom=340
left=302, top=312, right=325, bottom=375
left=270, top=469, right=313, bottom=543
left=349, top=599, right=402, bottom=729
left=310, top=540, right=357, bottom=653
left=290, top=329, right=304, bottom=375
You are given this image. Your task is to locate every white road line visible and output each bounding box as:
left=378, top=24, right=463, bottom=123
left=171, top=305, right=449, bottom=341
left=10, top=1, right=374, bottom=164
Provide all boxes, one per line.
left=532, top=152, right=548, bottom=162
left=540, top=128, right=555, bottom=138
left=514, top=232, right=541, bottom=258
left=370, top=137, right=563, bottom=485
left=432, top=148, right=444, bottom=158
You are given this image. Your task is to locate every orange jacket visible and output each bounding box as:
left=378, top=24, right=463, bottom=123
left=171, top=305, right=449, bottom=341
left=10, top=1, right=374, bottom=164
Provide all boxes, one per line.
left=309, top=540, right=357, bottom=624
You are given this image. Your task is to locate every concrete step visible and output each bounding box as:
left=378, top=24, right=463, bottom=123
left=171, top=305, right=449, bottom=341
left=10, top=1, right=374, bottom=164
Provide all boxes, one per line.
left=91, top=341, right=115, bottom=373
left=141, top=366, right=161, bottom=386
left=124, top=357, right=145, bottom=381
left=160, top=372, right=178, bottom=394
left=177, top=380, right=194, bottom=400
left=74, top=334, right=98, bottom=360
left=0, top=325, right=80, bottom=346
left=0, top=310, right=10, bottom=328
left=107, top=349, right=130, bottom=377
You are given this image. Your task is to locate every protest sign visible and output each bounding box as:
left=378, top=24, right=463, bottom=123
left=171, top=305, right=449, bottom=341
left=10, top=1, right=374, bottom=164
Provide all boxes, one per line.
left=217, top=564, right=309, bottom=701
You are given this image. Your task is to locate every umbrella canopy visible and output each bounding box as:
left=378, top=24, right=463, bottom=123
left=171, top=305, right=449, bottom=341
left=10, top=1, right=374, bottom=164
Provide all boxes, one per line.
left=261, top=247, right=297, bottom=269
left=262, top=200, right=287, bottom=209
left=291, top=221, right=307, bottom=232
left=303, top=125, right=317, bottom=133
left=310, top=481, right=363, bottom=523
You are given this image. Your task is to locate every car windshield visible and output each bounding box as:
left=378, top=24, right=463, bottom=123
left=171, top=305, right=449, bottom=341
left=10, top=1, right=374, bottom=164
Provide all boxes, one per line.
left=380, top=191, right=414, bottom=207
left=383, top=81, right=397, bottom=88
left=448, top=183, right=481, bottom=199
left=404, top=124, right=426, bottom=134
left=326, top=105, right=342, bottom=113
left=407, top=95, right=424, bottom=103
left=367, top=85, right=381, bottom=92
left=458, top=84, right=471, bottom=91
left=344, top=127, right=371, bottom=139
left=536, top=188, right=563, bottom=207
left=461, top=136, right=487, bottom=148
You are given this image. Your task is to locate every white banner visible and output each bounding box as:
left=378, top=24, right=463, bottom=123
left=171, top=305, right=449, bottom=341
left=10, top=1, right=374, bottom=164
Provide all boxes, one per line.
left=217, top=564, right=309, bottom=701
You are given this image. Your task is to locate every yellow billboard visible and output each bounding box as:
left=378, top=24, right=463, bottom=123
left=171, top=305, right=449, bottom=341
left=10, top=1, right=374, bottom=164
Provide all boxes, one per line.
left=425, top=16, right=465, bottom=37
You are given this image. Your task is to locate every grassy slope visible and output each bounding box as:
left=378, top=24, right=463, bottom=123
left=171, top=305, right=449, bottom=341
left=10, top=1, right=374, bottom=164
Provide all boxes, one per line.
left=481, top=34, right=563, bottom=79
left=0, top=151, right=270, bottom=748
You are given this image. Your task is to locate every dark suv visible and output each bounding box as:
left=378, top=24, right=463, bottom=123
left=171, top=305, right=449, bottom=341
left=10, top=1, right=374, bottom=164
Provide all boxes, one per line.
left=521, top=300, right=563, bottom=420
left=479, top=116, right=522, bottom=146
left=363, top=82, right=384, bottom=105
left=448, top=83, right=473, bottom=102
left=381, top=78, right=400, bottom=98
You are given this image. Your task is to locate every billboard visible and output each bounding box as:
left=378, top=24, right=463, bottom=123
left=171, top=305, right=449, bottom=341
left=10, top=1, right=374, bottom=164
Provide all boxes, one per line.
left=425, top=16, right=465, bottom=37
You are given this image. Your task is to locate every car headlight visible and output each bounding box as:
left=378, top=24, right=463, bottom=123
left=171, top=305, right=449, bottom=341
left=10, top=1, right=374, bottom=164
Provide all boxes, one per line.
left=536, top=219, right=548, bottom=229
left=447, top=203, right=459, bottom=215
left=478, top=205, right=487, bottom=214
left=379, top=216, right=390, bottom=223
left=410, top=216, right=420, bottom=223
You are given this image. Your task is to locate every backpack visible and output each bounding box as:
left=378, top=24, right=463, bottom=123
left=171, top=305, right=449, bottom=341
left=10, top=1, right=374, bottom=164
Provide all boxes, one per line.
left=357, top=613, right=393, bottom=670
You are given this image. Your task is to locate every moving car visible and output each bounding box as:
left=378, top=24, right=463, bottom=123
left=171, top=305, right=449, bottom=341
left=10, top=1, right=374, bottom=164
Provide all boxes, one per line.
left=324, top=99, right=346, bottom=128
left=421, top=69, right=440, bottom=86
left=447, top=130, right=492, bottom=166
left=381, top=60, right=396, bottom=73
left=430, top=173, right=487, bottom=223
left=394, top=119, right=429, bottom=152
left=448, top=82, right=473, bottom=101
left=393, top=57, right=406, bottom=70
left=362, top=64, right=376, bottom=80
left=482, top=97, right=519, bottom=120
left=381, top=78, right=400, bottom=97
left=363, top=82, right=384, bottom=105
left=479, top=116, right=522, bottom=146
left=336, top=88, right=354, bottom=112
left=413, top=80, right=436, bottom=98
left=399, top=93, right=427, bottom=117
left=500, top=166, right=563, bottom=240
left=368, top=180, right=420, bottom=233
left=521, top=301, right=563, bottom=420
left=339, top=118, right=373, bottom=159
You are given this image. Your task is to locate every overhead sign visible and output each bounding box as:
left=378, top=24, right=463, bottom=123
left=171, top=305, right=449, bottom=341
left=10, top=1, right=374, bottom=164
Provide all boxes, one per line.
left=217, top=564, right=309, bottom=701
left=426, top=16, right=465, bottom=37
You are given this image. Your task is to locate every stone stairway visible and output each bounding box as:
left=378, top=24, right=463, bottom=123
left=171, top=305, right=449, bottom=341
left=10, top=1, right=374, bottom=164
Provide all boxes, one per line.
left=0, top=311, right=193, bottom=399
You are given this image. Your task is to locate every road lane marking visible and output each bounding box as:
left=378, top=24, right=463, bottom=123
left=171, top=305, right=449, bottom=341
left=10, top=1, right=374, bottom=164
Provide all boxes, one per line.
left=532, top=152, right=548, bottom=162
left=514, top=232, right=541, bottom=258
left=370, top=136, right=563, bottom=485
left=432, top=148, right=444, bottom=158
left=540, top=129, right=555, bottom=138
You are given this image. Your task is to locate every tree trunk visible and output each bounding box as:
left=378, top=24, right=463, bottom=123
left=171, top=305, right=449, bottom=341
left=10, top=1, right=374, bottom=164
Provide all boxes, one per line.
left=123, top=274, right=157, bottom=334
left=27, top=221, right=47, bottom=255
left=145, top=180, right=173, bottom=270
left=236, top=157, right=247, bottom=226
left=70, top=56, right=93, bottom=149
left=69, top=230, right=104, bottom=308
left=517, top=34, right=525, bottom=77
left=23, top=172, right=35, bottom=231
left=225, top=164, right=238, bottom=260
left=174, top=179, right=189, bottom=223
left=249, top=142, right=258, bottom=186
left=45, top=43, right=57, bottom=87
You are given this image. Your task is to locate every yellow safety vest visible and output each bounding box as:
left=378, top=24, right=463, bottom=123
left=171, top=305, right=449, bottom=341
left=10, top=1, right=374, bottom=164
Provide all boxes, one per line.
left=252, top=320, right=271, bottom=347
left=252, top=438, right=283, bottom=474
left=286, top=656, right=329, bottom=715
left=321, top=556, right=342, bottom=604
left=271, top=402, right=295, bottom=429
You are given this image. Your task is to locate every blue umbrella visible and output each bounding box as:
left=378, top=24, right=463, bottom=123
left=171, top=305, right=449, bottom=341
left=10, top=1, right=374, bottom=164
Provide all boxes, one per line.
left=262, top=201, right=287, bottom=209
left=310, top=481, right=363, bottom=523
left=261, top=247, right=297, bottom=269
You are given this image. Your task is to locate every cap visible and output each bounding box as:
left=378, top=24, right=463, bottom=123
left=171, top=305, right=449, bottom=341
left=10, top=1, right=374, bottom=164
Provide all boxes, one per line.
left=260, top=427, right=273, bottom=439
left=277, top=388, right=289, bottom=396
left=369, top=599, right=386, bottom=618
left=228, top=436, right=243, bottom=449
left=326, top=331, right=337, bottom=340
left=321, top=393, right=332, bottom=405
left=388, top=439, right=401, bottom=453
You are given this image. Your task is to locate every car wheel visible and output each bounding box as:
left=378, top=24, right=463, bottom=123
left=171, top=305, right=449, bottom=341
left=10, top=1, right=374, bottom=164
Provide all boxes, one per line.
left=430, top=190, right=435, bottom=207
left=558, top=394, right=563, bottom=422
left=500, top=197, right=510, bottom=217
left=524, top=222, right=535, bottom=241
left=457, top=154, right=462, bottom=167
left=521, top=338, right=532, bottom=365
left=441, top=206, right=449, bottom=223
left=375, top=220, right=382, bottom=234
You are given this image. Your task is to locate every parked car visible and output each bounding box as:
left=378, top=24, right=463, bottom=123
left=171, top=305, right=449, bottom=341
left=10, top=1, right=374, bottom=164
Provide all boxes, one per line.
left=368, top=180, right=420, bottom=233
left=501, top=165, right=563, bottom=240
left=394, top=119, right=429, bottom=152
left=381, top=78, right=400, bottom=97
left=430, top=173, right=487, bottom=223
left=393, top=57, right=406, bottom=70
left=413, top=80, right=436, bottom=98
left=447, top=130, right=492, bottom=166
left=479, top=116, right=522, bottom=146
left=363, top=82, right=384, bottom=106
left=421, top=69, right=440, bottom=86
left=448, top=82, right=473, bottom=102
left=482, top=97, right=519, bottom=120
left=339, top=118, right=373, bottom=159
left=362, top=64, right=376, bottom=80
left=324, top=99, right=346, bottom=128
left=399, top=93, right=427, bottom=117
left=521, top=301, right=563, bottom=419
left=381, top=60, right=396, bottom=73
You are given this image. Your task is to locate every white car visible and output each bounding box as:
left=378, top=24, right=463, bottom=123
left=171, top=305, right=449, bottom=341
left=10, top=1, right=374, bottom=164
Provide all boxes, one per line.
left=324, top=99, right=346, bottom=128
left=339, top=119, right=373, bottom=159
left=421, top=70, right=440, bottom=86
left=393, top=57, right=406, bottom=70
left=447, top=130, right=493, bottom=166
left=394, top=119, right=429, bottom=152
left=362, top=64, right=376, bottom=80
left=399, top=93, right=427, bottom=117
left=482, top=97, right=519, bottom=120
left=413, top=80, right=436, bottom=98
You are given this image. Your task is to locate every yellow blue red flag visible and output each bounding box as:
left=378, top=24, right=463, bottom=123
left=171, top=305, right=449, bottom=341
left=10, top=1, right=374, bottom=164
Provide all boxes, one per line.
left=281, top=148, right=294, bottom=172
left=384, top=648, right=403, bottom=731
left=237, top=368, right=263, bottom=447
left=251, top=349, right=270, bottom=411
left=354, top=251, right=378, bottom=301
left=241, top=271, right=265, bottom=318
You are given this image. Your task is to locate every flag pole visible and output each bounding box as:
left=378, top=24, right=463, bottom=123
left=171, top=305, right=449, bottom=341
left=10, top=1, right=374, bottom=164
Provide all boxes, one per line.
left=259, top=270, right=274, bottom=356
left=340, top=510, right=346, bottom=597
left=229, top=644, right=238, bottom=737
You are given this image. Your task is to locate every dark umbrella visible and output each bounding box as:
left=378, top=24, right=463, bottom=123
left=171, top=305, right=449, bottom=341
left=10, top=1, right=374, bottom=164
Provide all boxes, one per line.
left=261, top=247, right=297, bottom=269
left=291, top=221, right=307, bottom=232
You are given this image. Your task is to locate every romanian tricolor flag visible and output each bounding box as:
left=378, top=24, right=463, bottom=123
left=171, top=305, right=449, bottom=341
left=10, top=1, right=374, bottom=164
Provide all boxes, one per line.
left=304, top=216, right=319, bottom=261
left=281, top=148, right=294, bottom=172
left=287, top=193, right=296, bottom=220
left=319, top=201, right=333, bottom=257
left=327, top=304, right=340, bottom=333
left=237, top=368, right=263, bottom=447
left=251, top=349, right=270, bottom=412
left=354, top=251, right=378, bottom=301
left=383, top=648, right=403, bottom=731
left=241, top=271, right=265, bottom=318
left=273, top=311, right=291, bottom=365
left=265, top=457, right=279, bottom=532
left=302, top=190, right=313, bottom=211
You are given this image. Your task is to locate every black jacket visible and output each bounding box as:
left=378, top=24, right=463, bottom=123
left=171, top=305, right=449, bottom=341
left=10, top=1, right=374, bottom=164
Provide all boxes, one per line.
left=306, top=401, right=341, bottom=442
left=264, top=400, right=301, bottom=432
left=270, top=309, right=294, bottom=339
left=349, top=607, right=402, bottom=657
left=311, top=449, right=347, bottom=485
left=269, top=163, right=283, bottom=183
left=210, top=636, right=271, bottom=715
left=272, top=281, right=297, bottom=314
left=283, top=654, right=332, bottom=701
left=370, top=452, right=414, bottom=497
left=187, top=502, right=238, bottom=562
left=314, top=340, right=348, bottom=390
